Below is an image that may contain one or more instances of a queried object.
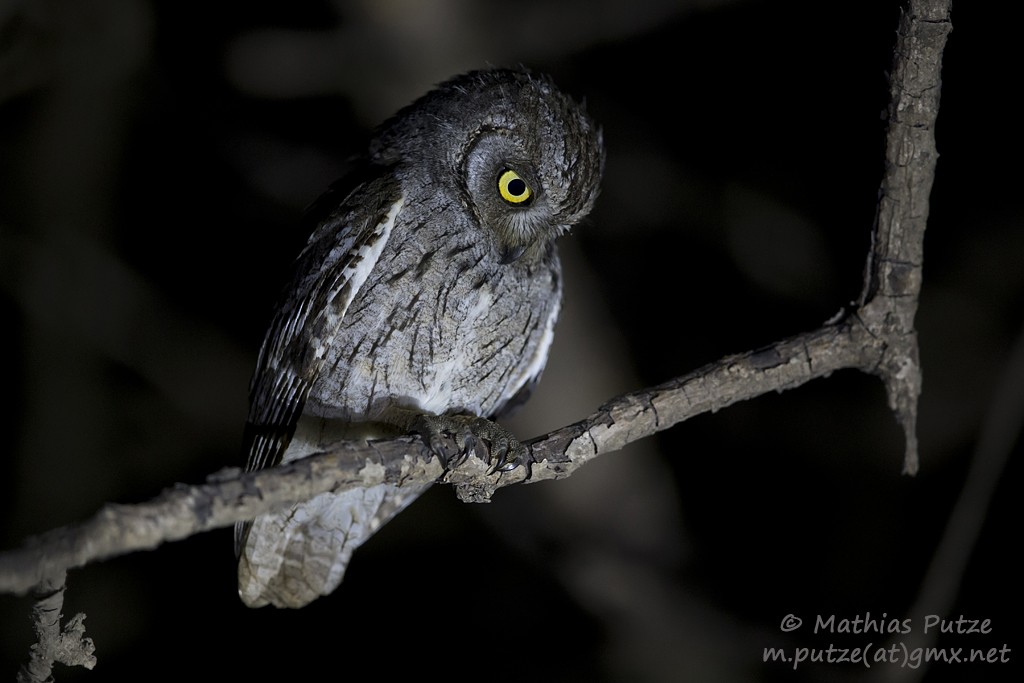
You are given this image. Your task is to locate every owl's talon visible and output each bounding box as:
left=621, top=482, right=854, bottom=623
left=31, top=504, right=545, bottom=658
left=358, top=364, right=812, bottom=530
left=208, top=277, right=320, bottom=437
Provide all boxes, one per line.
left=489, top=441, right=533, bottom=476
left=461, top=432, right=481, bottom=461
left=408, top=413, right=529, bottom=474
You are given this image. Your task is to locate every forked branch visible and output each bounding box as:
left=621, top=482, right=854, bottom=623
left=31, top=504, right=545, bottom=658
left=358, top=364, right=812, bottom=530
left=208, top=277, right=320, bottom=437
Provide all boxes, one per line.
left=3, top=1, right=951, bottom=678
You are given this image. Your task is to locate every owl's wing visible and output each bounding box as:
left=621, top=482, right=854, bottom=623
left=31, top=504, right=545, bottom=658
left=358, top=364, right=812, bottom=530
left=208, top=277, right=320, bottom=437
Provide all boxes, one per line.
left=234, top=171, right=404, bottom=554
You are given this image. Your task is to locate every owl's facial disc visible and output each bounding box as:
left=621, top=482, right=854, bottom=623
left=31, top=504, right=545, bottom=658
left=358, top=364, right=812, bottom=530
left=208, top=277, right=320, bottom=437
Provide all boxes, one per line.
left=462, top=135, right=562, bottom=261
left=373, top=68, right=603, bottom=264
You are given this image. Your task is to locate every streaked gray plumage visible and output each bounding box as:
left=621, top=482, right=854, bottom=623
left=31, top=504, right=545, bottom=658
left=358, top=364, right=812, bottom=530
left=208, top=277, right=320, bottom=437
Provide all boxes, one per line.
left=236, top=68, right=604, bottom=608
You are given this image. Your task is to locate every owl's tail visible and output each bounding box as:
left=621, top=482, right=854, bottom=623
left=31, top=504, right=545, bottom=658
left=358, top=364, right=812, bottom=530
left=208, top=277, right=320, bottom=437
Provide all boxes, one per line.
left=237, top=482, right=427, bottom=608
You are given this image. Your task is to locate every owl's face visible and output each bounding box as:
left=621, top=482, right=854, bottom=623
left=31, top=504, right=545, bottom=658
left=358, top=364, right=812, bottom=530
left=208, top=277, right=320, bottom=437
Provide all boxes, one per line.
left=371, top=69, right=605, bottom=262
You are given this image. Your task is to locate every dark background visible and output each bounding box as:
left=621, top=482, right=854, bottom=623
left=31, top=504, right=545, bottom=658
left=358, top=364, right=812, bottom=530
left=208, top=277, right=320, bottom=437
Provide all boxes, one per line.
left=2, top=1, right=1020, bottom=681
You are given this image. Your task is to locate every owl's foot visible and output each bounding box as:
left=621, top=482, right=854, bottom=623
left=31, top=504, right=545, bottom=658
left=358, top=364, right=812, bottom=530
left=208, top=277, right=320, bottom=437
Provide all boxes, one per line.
left=408, top=414, right=532, bottom=476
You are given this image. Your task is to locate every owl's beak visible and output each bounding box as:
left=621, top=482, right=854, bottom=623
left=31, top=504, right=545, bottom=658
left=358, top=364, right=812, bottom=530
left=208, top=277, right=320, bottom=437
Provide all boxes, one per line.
left=499, top=244, right=527, bottom=264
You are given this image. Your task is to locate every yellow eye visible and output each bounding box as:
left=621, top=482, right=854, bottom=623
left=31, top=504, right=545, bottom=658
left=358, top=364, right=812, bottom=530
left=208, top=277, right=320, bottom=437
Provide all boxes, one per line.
left=497, top=169, right=532, bottom=204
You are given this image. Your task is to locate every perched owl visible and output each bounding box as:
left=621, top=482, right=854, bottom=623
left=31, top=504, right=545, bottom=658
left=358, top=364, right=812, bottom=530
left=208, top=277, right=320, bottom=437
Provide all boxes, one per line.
left=236, top=68, right=604, bottom=608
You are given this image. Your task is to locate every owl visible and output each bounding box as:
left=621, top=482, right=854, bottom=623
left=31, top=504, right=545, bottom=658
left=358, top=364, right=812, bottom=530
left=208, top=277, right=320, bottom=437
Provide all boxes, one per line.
left=235, top=67, right=604, bottom=608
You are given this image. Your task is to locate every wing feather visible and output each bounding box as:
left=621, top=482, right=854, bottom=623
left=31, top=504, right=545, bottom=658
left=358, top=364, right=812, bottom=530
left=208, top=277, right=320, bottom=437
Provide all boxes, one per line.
left=234, top=171, right=404, bottom=555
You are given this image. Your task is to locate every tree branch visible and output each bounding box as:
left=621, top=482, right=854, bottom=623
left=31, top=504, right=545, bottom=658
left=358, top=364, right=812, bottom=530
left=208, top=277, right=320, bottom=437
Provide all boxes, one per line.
left=0, top=0, right=948, bottom=598
left=2, top=0, right=950, bottom=676
left=860, top=0, right=952, bottom=476
left=0, top=311, right=896, bottom=597
left=16, top=571, right=96, bottom=683
left=0, top=323, right=914, bottom=597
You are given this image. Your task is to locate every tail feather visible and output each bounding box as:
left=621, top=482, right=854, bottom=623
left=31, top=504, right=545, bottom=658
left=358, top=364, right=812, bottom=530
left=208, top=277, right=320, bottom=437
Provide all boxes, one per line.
left=238, top=482, right=427, bottom=608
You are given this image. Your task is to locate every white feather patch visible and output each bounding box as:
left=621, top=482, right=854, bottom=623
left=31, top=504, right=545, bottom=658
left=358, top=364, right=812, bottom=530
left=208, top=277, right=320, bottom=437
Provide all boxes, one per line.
left=506, top=294, right=560, bottom=399
left=313, top=195, right=405, bottom=361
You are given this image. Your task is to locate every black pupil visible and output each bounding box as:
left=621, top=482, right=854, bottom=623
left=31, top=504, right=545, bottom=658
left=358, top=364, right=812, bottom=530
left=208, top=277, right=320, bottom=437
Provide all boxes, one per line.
left=507, top=177, right=527, bottom=197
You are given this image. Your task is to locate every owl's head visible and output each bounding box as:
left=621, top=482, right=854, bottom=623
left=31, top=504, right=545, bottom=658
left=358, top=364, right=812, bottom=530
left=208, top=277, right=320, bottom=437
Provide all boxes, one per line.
left=371, top=68, right=605, bottom=262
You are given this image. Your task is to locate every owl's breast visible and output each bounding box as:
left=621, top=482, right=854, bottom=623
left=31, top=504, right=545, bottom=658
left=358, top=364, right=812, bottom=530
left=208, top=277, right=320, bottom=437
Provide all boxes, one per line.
left=306, top=219, right=561, bottom=423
